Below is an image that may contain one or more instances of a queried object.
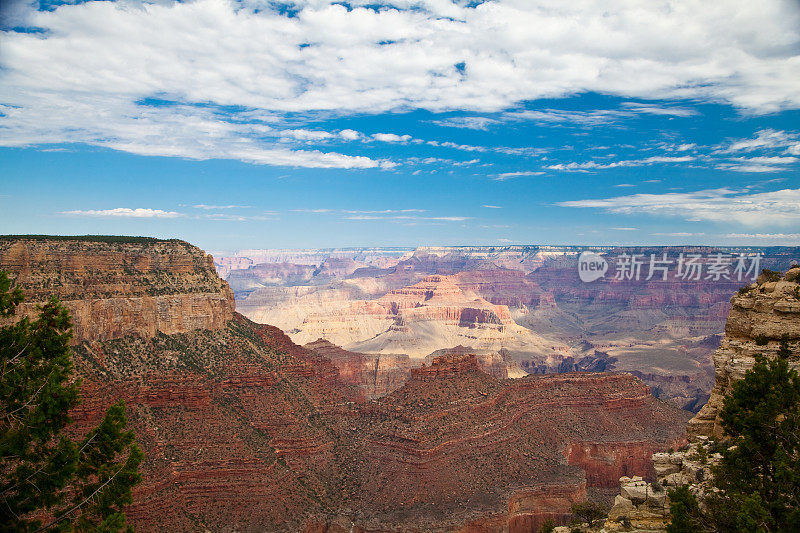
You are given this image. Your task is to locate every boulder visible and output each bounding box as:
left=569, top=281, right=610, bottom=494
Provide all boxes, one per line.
left=608, top=495, right=635, bottom=520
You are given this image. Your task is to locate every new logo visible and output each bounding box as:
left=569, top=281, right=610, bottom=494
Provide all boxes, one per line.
left=578, top=251, right=608, bottom=283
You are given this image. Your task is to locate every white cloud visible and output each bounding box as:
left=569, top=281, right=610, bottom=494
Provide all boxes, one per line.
left=2, top=0, right=799, bottom=166
left=734, top=156, right=797, bottom=164
left=193, top=204, right=250, bottom=209
left=433, top=116, right=498, bottom=130
left=482, top=205, right=502, bottom=209
left=619, top=102, right=698, bottom=117
left=558, top=187, right=800, bottom=226
left=502, top=109, right=628, bottom=126
left=61, top=207, right=183, bottom=218
left=371, top=133, right=412, bottom=143
left=279, top=129, right=337, bottom=141
left=717, top=129, right=800, bottom=153
left=611, top=227, right=638, bottom=231
left=715, top=154, right=799, bottom=172
left=548, top=155, right=694, bottom=171
left=653, top=232, right=706, bottom=236
left=495, top=170, right=546, bottom=180
left=339, top=129, right=362, bottom=141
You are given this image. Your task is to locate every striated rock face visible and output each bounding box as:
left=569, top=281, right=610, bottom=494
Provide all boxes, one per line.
left=687, top=266, right=800, bottom=440
left=458, top=482, right=587, bottom=533
left=66, top=316, right=690, bottom=533
left=303, top=339, right=410, bottom=399
left=0, top=236, right=235, bottom=343
left=565, top=440, right=684, bottom=488
left=341, top=368, right=688, bottom=532
left=603, top=266, right=800, bottom=532
left=273, top=274, right=573, bottom=367
left=426, top=345, right=528, bottom=379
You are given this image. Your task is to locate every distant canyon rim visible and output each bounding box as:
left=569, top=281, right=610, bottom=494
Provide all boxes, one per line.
left=219, top=245, right=800, bottom=411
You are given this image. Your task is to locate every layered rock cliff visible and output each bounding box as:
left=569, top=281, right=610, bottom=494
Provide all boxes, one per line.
left=601, top=265, right=800, bottom=532
left=0, top=236, right=235, bottom=343
left=687, top=266, right=800, bottom=440
left=303, top=338, right=410, bottom=399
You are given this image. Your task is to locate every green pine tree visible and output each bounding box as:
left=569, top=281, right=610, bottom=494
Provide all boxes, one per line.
left=0, top=271, right=143, bottom=532
left=665, top=485, right=702, bottom=533
left=666, top=352, right=800, bottom=533
left=708, top=354, right=800, bottom=532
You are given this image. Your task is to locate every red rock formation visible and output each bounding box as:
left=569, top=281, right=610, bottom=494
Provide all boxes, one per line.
left=459, top=482, right=587, bottom=532
left=0, top=237, right=235, bottom=343
left=304, top=339, right=410, bottom=399
left=565, top=441, right=683, bottom=487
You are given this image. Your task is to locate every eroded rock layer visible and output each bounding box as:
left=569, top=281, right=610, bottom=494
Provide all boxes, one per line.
left=303, top=338, right=411, bottom=399
left=687, top=266, right=800, bottom=440
left=0, top=236, right=235, bottom=342
left=66, top=318, right=690, bottom=532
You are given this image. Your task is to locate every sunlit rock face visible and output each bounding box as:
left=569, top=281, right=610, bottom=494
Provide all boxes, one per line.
left=687, top=266, right=800, bottom=440
left=0, top=236, right=235, bottom=343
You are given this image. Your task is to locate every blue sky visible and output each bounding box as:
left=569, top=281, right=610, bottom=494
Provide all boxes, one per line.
left=1, top=1, right=800, bottom=253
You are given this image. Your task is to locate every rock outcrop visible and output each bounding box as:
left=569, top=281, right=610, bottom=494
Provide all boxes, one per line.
left=426, top=345, right=528, bottom=379
left=687, top=266, right=800, bottom=440
left=303, top=339, right=410, bottom=399
left=0, top=236, right=235, bottom=343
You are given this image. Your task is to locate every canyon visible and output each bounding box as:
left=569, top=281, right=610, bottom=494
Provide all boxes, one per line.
left=1, top=236, right=694, bottom=532
left=222, top=245, right=800, bottom=411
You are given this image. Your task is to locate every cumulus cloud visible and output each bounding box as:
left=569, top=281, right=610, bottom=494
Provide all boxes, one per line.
left=558, top=187, right=800, bottom=226
left=60, top=208, right=183, bottom=218
left=1, top=0, right=799, bottom=167
left=371, top=133, right=412, bottom=143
